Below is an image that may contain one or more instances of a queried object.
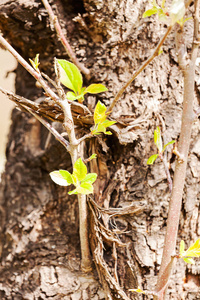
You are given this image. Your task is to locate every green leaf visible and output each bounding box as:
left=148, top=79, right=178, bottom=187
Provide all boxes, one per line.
left=81, top=173, right=97, bottom=184
left=94, top=101, right=107, bottom=124
left=66, top=91, right=85, bottom=102
left=147, top=154, right=159, bottom=165
left=50, top=170, right=72, bottom=186
left=92, top=122, right=106, bottom=135
left=105, top=131, right=112, bottom=135
left=180, top=240, right=185, bottom=256
left=67, top=91, right=78, bottom=101
left=183, top=257, right=195, bottom=264
left=184, top=239, right=200, bottom=258
left=29, top=54, right=40, bottom=71
left=84, top=84, right=108, bottom=94
left=163, top=140, right=175, bottom=151
left=161, top=0, right=166, bottom=8
left=77, top=182, right=94, bottom=194
left=73, top=158, right=87, bottom=181
left=102, top=119, right=116, bottom=127
left=68, top=188, right=78, bottom=195
left=56, top=59, right=83, bottom=94
left=154, top=127, right=163, bottom=153
left=142, top=8, right=158, bottom=18
left=89, top=153, right=97, bottom=160
left=170, top=0, right=185, bottom=25
left=59, top=170, right=73, bottom=185
left=129, top=288, right=146, bottom=294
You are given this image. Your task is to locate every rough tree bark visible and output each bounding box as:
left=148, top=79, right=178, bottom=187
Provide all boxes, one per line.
left=0, top=0, right=199, bottom=299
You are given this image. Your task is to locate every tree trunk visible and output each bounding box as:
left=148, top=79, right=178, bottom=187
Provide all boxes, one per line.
left=0, top=0, right=199, bottom=299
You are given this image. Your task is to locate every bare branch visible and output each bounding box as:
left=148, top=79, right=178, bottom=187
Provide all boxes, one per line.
left=154, top=1, right=200, bottom=298
left=0, top=34, right=60, bottom=104
left=41, top=0, right=90, bottom=77
left=107, top=26, right=173, bottom=114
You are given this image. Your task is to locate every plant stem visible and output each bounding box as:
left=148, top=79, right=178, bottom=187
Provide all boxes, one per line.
left=78, top=193, right=93, bottom=272
left=154, top=2, right=199, bottom=298
left=0, top=34, right=60, bottom=104
left=41, top=0, right=90, bottom=77
left=107, top=26, right=172, bottom=114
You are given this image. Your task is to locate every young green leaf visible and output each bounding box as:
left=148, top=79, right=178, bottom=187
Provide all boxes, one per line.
left=147, top=154, right=159, bottom=165
left=94, top=101, right=107, bottom=124
left=66, top=91, right=78, bottom=101
left=184, top=239, right=200, bottom=258
left=170, top=0, right=185, bottom=25
left=84, top=84, right=108, bottom=94
left=50, top=170, right=72, bottom=186
left=179, top=240, right=185, bottom=256
left=81, top=173, right=97, bottom=184
left=142, top=8, right=158, bottom=18
left=154, top=127, right=163, bottom=153
left=68, top=188, right=78, bottom=195
left=76, top=182, right=94, bottom=194
left=163, top=140, right=175, bottom=151
left=161, top=0, right=166, bottom=8
left=73, top=158, right=87, bottom=181
left=183, top=257, right=195, bottom=264
left=88, top=153, right=97, bottom=160
left=57, top=59, right=83, bottom=94
left=129, top=287, right=146, bottom=294
left=29, top=54, right=40, bottom=71
left=59, top=170, right=73, bottom=185
left=66, top=91, right=85, bottom=102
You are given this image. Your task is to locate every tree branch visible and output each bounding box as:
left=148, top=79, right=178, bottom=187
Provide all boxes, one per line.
left=41, top=0, right=90, bottom=78
left=154, top=1, right=200, bottom=298
left=107, top=25, right=173, bottom=114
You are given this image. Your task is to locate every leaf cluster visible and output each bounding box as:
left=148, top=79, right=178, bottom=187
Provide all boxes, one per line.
left=57, top=59, right=108, bottom=103
left=143, top=0, right=188, bottom=26
left=179, top=239, right=200, bottom=264
left=147, top=127, right=175, bottom=165
left=91, top=101, right=116, bottom=135
left=29, top=54, right=40, bottom=71
left=50, top=157, right=97, bottom=195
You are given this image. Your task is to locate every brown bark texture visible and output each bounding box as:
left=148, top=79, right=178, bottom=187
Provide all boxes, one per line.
left=0, top=0, right=199, bottom=299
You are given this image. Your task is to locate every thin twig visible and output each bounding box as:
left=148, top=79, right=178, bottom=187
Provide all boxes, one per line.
left=107, top=26, right=173, bottom=114
left=0, top=34, right=60, bottom=104
left=21, top=104, right=70, bottom=151
left=107, top=0, right=194, bottom=115
left=77, top=132, right=94, bottom=144
left=41, top=0, right=90, bottom=77
left=0, top=86, right=70, bottom=150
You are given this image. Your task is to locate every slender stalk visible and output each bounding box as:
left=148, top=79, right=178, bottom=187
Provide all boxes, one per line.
left=18, top=103, right=70, bottom=151
left=41, top=0, right=90, bottom=77
left=154, top=1, right=199, bottom=298
left=107, top=26, right=173, bottom=114
left=0, top=34, right=60, bottom=104
left=78, top=193, right=92, bottom=272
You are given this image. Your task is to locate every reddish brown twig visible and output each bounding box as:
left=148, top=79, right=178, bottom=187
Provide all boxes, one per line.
left=41, top=0, right=90, bottom=78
